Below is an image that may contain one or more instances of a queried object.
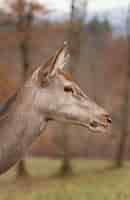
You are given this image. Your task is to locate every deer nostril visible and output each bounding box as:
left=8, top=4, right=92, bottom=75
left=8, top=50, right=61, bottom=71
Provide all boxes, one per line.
left=107, top=117, right=112, bottom=124
left=101, top=114, right=112, bottom=124
left=104, top=114, right=112, bottom=124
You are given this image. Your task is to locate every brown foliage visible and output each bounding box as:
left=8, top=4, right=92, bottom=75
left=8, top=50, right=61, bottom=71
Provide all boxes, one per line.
left=0, top=24, right=128, bottom=159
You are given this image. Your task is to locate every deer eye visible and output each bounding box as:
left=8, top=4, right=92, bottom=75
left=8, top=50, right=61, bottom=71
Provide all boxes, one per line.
left=64, top=86, right=74, bottom=94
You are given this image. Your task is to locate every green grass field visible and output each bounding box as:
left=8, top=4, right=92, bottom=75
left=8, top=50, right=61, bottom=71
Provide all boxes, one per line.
left=0, top=159, right=130, bottom=200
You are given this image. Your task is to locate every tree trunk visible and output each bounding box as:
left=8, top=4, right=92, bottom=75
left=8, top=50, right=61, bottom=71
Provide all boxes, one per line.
left=16, top=160, right=28, bottom=178
left=16, top=8, right=32, bottom=179
left=59, top=0, right=87, bottom=176
left=60, top=156, right=72, bottom=175
left=115, top=79, right=129, bottom=167
left=115, top=12, right=130, bottom=167
left=59, top=125, right=72, bottom=176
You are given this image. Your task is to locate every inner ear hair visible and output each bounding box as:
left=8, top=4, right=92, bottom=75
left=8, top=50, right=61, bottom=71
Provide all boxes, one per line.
left=38, top=56, right=53, bottom=87
left=38, top=69, right=50, bottom=87
left=49, top=42, right=69, bottom=75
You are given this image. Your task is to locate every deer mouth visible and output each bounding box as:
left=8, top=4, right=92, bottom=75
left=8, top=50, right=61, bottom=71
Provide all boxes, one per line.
left=87, top=119, right=112, bottom=132
left=47, top=114, right=112, bottom=133
left=66, top=119, right=111, bottom=133
left=75, top=119, right=111, bottom=132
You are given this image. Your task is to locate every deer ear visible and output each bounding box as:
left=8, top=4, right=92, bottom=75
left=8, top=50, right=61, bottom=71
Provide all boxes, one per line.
left=38, top=42, right=69, bottom=86
left=50, top=41, right=70, bottom=76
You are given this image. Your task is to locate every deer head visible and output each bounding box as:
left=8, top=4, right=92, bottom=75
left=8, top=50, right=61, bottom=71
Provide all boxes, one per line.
left=28, top=42, right=111, bottom=133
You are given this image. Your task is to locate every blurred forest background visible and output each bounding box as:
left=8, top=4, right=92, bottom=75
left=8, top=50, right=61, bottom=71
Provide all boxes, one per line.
left=0, top=0, right=130, bottom=199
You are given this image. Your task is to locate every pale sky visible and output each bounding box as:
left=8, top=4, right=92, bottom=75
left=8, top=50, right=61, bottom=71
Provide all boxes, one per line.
left=37, top=0, right=130, bottom=13
left=1, top=0, right=130, bottom=13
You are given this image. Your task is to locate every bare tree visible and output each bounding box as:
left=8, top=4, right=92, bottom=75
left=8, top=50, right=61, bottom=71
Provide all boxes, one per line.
left=8, top=0, right=48, bottom=178
left=59, top=0, right=87, bottom=175
left=115, top=7, right=130, bottom=167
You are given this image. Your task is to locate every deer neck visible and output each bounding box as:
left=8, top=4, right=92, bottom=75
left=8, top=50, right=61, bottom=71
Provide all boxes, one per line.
left=0, top=85, right=47, bottom=174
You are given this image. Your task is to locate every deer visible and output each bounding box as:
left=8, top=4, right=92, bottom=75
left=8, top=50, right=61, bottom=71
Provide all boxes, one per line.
left=0, top=42, right=111, bottom=175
